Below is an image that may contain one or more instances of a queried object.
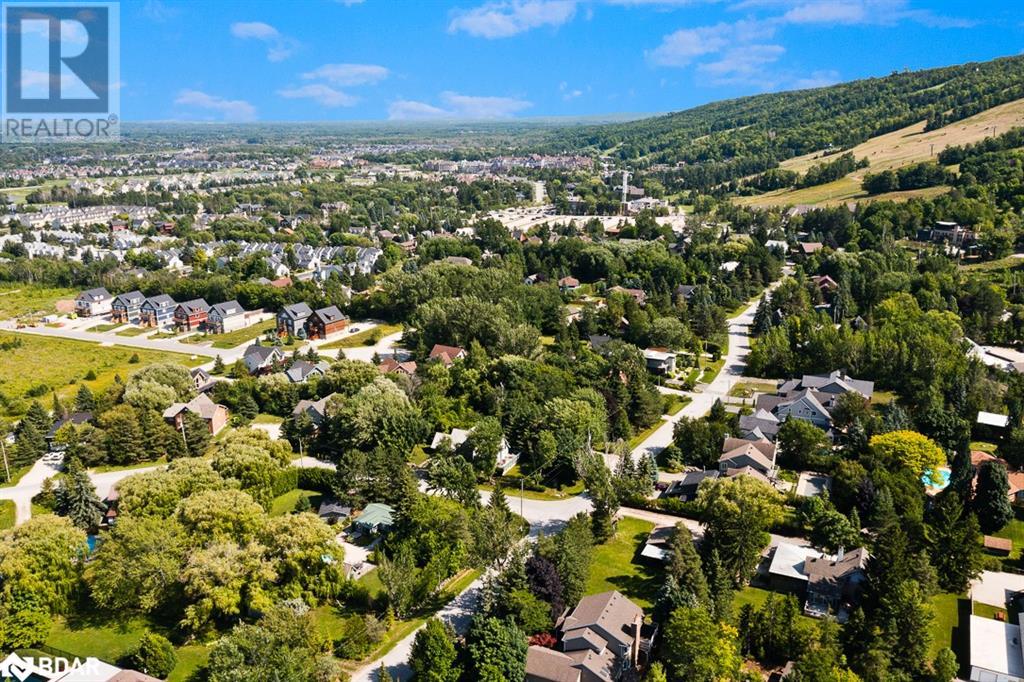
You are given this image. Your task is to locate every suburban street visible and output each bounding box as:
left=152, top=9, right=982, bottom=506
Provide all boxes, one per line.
left=630, top=279, right=779, bottom=463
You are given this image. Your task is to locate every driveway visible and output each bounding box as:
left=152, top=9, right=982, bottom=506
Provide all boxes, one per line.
left=971, top=570, right=1024, bottom=608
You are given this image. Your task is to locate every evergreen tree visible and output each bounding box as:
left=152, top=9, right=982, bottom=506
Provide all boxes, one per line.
left=23, top=400, right=51, bottom=435
left=928, top=491, right=983, bottom=593
left=489, top=485, right=511, bottom=516
left=974, top=460, right=1014, bottom=533
left=14, top=418, right=46, bottom=467
left=51, top=392, right=65, bottom=419
left=409, top=618, right=460, bottom=682
left=704, top=547, right=733, bottom=623
left=752, top=294, right=772, bottom=335
left=179, top=411, right=211, bottom=457
left=665, top=524, right=709, bottom=606
left=213, top=355, right=225, bottom=374
left=55, top=459, right=103, bottom=531
left=75, top=384, right=95, bottom=412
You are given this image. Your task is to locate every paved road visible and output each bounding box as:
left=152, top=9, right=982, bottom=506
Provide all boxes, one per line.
left=630, top=289, right=768, bottom=463
left=0, top=459, right=163, bottom=525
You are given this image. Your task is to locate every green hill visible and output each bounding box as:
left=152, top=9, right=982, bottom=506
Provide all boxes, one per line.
left=543, top=54, right=1024, bottom=191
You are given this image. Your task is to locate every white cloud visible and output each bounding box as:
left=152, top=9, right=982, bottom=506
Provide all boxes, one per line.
left=230, top=21, right=278, bottom=39
left=791, top=69, right=840, bottom=88
left=229, top=21, right=297, bottom=61
left=388, top=91, right=533, bottom=120
left=388, top=100, right=450, bottom=120
left=782, top=1, right=867, bottom=24
left=174, top=89, right=256, bottom=122
left=559, top=81, right=584, bottom=100
left=698, top=44, right=785, bottom=84
left=448, top=0, right=577, bottom=38
left=647, top=20, right=772, bottom=66
left=301, top=63, right=389, bottom=86
left=278, top=84, right=359, bottom=107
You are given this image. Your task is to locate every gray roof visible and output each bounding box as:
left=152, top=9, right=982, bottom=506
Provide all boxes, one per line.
left=209, top=300, right=245, bottom=318
left=559, top=590, right=643, bottom=654
left=77, top=287, right=111, bottom=302
left=279, top=302, right=312, bottom=320
left=177, top=298, right=209, bottom=314
left=312, top=305, right=347, bottom=324
left=113, top=290, right=145, bottom=306
left=143, top=294, right=176, bottom=309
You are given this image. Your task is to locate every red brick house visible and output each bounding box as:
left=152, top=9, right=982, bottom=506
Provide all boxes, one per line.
left=174, top=299, right=210, bottom=331
left=305, top=305, right=348, bottom=340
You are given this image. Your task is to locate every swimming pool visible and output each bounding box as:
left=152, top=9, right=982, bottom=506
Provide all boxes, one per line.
left=922, top=467, right=951, bottom=490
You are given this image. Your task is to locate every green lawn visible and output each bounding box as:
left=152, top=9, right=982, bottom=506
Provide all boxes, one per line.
left=627, top=420, right=666, bottom=450
left=320, top=323, right=403, bottom=350
left=358, top=568, right=384, bottom=600
left=971, top=440, right=999, bottom=454
left=0, top=499, right=14, bottom=529
left=115, top=326, right=151, bottom=337
left=734, top=586, right=818, bottom=626
left=0, top=284, right=77, bottom=320
left=584, top=517, right=662, bottom=609
left=0, top=332, right=203, bottom=418
left=210, top=321, right=276, bottom=349
left=252, top=413, right=284, bottom=425
left=480, top=468, right=586, bottom=502
left=0, top=464, right=33, bottom=488
left=992, top=513, right=1024, bottom=569
left=90, top=457, right=167, bottom=474
left=728, top=381, right=777, bottom=399
left=47, top=614, right=211, bottom=681
left=270, top=488, right=323, bottom=516
left=663, top=395, right=691, bottom=416
left=928, top=592, right=963, bottom=659
left=86, top=323, right=122, bottom=333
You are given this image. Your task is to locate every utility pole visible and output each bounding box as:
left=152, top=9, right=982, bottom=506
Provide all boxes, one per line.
left=1, top=438, right=10, bottom=483
left=520, top=478, right=524, bottom=518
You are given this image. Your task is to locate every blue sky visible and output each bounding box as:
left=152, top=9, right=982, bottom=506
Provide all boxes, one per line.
left=117, top=0, right=1024, bottom=122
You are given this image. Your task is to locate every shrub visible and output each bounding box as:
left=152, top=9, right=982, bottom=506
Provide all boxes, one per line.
left=84, top=369, right=98, bottom=380
left=128, top=354, right=140, bottom=364
left=297, top=467, right=334, bottom=493
left=271, top=467, right=299, bottom=497
left=128, top=632, right=177, bottom=678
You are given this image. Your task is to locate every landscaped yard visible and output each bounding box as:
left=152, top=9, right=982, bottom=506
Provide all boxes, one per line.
left=46, top=615, right=210, bottom=682
left=584, top=516, right=662, bottom=608
left=992, top=512, right=1024, bottom=569
left=0, top=333, right=203, bottom=417
left=270, top=488, right=323, bottom=516
left=728, top=381, right=777, bottom=399
left=0, top=284, right=77, bottom=320
left=0, top=499, right=14, bottom=529
left=320, top=323, right=403, bottom=350
left=90, top=457, right=167, bottom=474
left=663, top=394, right=691, bottom=416
left=86, top=323, right=122, bottom=333
left=115, top=326, right=151, bottom=337
left=481, top=468, right=586, bottom=501
left=627, top=420, right=666, bottom=450
left=210, top=320, right=276, bottom=349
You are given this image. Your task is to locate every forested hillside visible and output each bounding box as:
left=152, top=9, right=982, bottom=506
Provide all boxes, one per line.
left=543, top=54, right=1024, bottom=190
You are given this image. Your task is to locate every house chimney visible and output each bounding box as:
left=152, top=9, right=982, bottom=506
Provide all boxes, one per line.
left=631, top=614, right=642, bottom=666
left=837, top=546, right=845, bottom=562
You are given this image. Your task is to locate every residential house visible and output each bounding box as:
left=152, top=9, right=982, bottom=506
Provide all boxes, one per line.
left=797, top=242, right=823, bottom=257
left=285, top=360, right=330, bottom=383
left=139, top=294, right=176, bottom=327
left=277, top=302, right=312, bottom=338
left=642, top=348, right=676, bottom=375
left=110, top=290, right=145, bottom=323
left=292, top=394, right=334, bottom=429
left=811, top=275, right=839, bottom=294
left=352, top=503, right=395, bottom=535
left=778, top=370, right=874, bottom=400
left=206, top=300, right=248, bottom=333
left=174, top=298, right=210, bottom=331
left=318, top=500, right=352, bottom=525
left=719, top=437, right=777, bottom=478
left=189, top=367, right=213, bottom=392
left=767, top=542, right=867, bottom=620
left=640, top=525, right=675, bottom=563
left=45, top=412, right=92, bottom=451
left=525, top=590, right=655, bottom=682
left=243, top=344, right=285, bottom=375
left=968, top=614, right=1024, bottom=682
left=743, top=370, right=873, bottom=440
left=558, top=276, right=581, bottom=292
left=430, top=426, right=519, bottom=474
left=162, top=393, right=229, bottom=435
left=675, top=284, right=697, bottom=301
left=305, top=305, right=348, bottom=340
left=661, top=470, right=720, bottom=502
left=75, top=287, right=113, bottom=316
left=444, top=255, right=473, bottom=266
left=379, top=358, right=418, bottom=377
left=608, top=286, right=646, bottom=306
left=429, top=343, right=466, bottom=366
left=971, top=451, right=1024, bottom=503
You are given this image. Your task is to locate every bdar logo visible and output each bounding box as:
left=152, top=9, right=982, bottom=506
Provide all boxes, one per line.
left=0, top=652, right=32, bottom=682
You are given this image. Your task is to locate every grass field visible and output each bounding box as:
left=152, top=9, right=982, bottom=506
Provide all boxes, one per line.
left=735, top=96, right=1024, bottom=208
left=90, top=457, right=167, bottom=474
left=928, top=592, right=963, bottom=659
left=0, top=464, right=32, bottom=488
left=320, top=323, right=403, bottom=350
left=585, top=517, right=661, bottom=608
left=86, top=323, right=122, bottom=333
left=210, top=320, right=275, bottom=349
left=0, top=284, right=77, bottom=319
left=728, top=381, right=777, bottom=399
left=0, top=499, right=14, bottom=529
left=627, top=420, right=666, bottom=450
left=0, top=332, right=203, bottom=417
left=663, top=395, right=690, bottom=416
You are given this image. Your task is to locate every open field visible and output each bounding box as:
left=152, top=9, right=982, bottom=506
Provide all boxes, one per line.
left=585, top=517, right=661, bottom=608
left=928, top=592, right=963, bottom=659
left=270, top=488, right=323, bottom=516
left=0, top=284, right=77, bottom=319
left=0, top=332, right=203, bottom=417
left=735, top=96, right=1024, bottom=208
